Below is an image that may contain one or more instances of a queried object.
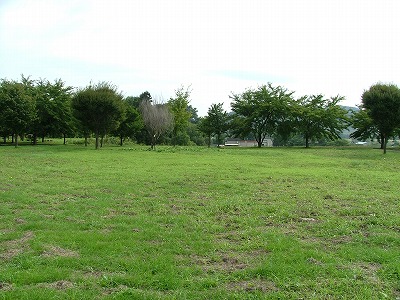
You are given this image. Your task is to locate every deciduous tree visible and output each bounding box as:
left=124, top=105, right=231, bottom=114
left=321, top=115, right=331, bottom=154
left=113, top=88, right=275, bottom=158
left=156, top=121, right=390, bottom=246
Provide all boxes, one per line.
left=207, top=103, right=228, bottom=146
left=113, top=101, right=142, bottom=146
left=361, top=83, right=400, bottom=153
left=294, top=95, right=349, bottom=148
left=350, top=107, right=381, bottom=146
left=33, top=79, right=74, bottom=144
left=72, top=82, right=125, bottom=149
left=0, top=79, right=36, bottom=147
left=168, top=86, right=192, bottom=145
left=139, top=98, right=173, bottom=150
left=230, top=83, right=294, bottom=147
left=197, top=116, right=213, bottom=147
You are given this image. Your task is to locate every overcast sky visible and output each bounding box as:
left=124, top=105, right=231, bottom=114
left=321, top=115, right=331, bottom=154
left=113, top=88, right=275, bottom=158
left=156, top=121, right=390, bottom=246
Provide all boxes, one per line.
left=1, top=0, right=399, bottom=116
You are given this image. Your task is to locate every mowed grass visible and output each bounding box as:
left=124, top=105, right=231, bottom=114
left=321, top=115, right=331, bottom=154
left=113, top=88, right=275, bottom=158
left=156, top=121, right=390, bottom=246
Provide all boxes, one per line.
left=0, top=144, right=399, bottom=299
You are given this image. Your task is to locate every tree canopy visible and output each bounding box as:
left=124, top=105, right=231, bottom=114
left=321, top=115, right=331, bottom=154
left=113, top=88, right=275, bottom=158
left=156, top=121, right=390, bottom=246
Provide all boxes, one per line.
left=72, top=82, right=125, bottom=149
left=293, top=95, right=349, bottom=148
left=230, top=83, right=294, bottom=147
left=361, top=83, right=400, bottom=153
left=0, top=78, right=36, bottom=147
left=168, top=86, right=192, bottom=145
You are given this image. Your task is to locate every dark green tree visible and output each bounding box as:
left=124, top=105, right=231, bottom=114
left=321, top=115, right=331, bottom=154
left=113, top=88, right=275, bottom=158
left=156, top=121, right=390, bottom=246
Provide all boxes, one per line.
left=294, top=95, right=349, bottom=148
left=197, top=116, right=213, bottom=147
left=72, top=82, right=125, bottom=149
left=187, top=104, right=199, bottom=124
left=113, top=101, right=142, bottom=146
left=207, top=103, right=228, bottom=146
left=230, top=83, right=294, bottom=147
left=125, top=91, right=152, bottom=109
left=361, top=83, right=400, bottom=154
left=32, top=79, right=74, bottom=144
left=349, top=107, right=382, bottom=146
left=0, top=79, right=36, bottom=147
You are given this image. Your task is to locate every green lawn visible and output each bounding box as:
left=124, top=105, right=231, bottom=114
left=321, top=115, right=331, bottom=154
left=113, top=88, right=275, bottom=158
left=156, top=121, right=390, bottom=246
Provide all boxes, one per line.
left=0, top=144, right=399, bottom=299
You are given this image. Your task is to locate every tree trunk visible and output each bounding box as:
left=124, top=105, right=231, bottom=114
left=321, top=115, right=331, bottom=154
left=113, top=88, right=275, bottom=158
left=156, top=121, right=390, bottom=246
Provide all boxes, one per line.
left=100, top=135, right=104, bottom=148
left=32, top=133, right=37, bottom=145
left=207, top=134, right=211, bottom=148
left=84, top=136, right=88, bottom=147
left=151, top=134, right=156, bottom=150
left=379, top=133, right=384, bottom=149
left=383, top=134, right=387, bottom=154
left=305, top=133, right=310, bottom=148
left=42, top=135, right=45, bottom=143
left=256, top=133, right=262, bottom=148
left=120, top=136, right=123, bottom=146
left=15, top=134, right=18, bottom=148
left=63, top=133, right=67, bottom=145
left=95, top=132, right=99, bottom=149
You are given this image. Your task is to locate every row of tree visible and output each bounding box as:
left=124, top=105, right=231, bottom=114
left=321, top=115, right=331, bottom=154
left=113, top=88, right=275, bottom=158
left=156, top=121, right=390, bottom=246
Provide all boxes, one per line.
left=1, top=76, right=399, bottom=153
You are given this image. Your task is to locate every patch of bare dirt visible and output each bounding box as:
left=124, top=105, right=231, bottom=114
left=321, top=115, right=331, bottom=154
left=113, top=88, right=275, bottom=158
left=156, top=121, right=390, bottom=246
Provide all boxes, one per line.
left=41, top=245, right=79, bottom=258
left=188, top=254, right=250, bottom=273
left=38, top=280, right=75, bottom=290
left=226, top=278, right=278, bottom=293
left=330, top=235, right=353, bottom=244
left=0, top=282, right=13, bottom=291
left=0, top=231, right=34, bottom=259
left=102, top=284, right=129, bottom=295
left=215, top=231, right=248, bottom=244
left=355, top=262, right=381, bottom=282
left=0, top=183, right=15, bottom=192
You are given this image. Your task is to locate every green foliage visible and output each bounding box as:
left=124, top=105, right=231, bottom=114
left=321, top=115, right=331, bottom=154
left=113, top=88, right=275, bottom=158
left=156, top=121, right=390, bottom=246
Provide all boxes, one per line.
left=168, top=86, right=192, bottom=145
left=32, top=78, right=74, bottom=144
left=197, top=116, right=213, bottom=147
left=294, top=95, right=349, bottom=148
left=230, top=83, right=294, bottom=147
left=361, top=83, right=400, bottom=153
left=71, top=82, right=125, bottom=149
left=112, top=101, right=143, bottom=146
left=350, top=107, right=379, bottom=143
left=0, top=78, right=36, bottom=146
left=206, top=103, right=229, bottom=146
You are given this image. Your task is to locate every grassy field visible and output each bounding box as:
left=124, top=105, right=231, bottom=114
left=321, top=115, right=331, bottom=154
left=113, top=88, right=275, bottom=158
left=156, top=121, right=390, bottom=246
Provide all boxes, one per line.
left=0, top=144, right=399, bottom=299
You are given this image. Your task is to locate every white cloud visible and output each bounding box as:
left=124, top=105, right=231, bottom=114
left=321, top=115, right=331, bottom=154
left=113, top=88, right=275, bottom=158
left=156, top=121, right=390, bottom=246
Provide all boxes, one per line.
left=1, top=0, right=400, bottom=115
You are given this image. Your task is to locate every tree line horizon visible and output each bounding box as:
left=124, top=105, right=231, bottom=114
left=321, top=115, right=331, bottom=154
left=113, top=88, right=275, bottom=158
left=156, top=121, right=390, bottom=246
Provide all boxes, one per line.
left=1, top=75, right=399, bottom=153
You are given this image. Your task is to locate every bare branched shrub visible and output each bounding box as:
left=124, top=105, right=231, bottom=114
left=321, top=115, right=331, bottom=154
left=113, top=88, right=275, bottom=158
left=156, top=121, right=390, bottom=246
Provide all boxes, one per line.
left=139, top=98, right=173, bottom=149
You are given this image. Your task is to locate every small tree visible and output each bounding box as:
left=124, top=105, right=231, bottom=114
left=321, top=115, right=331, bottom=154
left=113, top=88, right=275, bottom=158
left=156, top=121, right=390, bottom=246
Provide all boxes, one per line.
left=207, top=103, right=228, bottom=146
left=113, top=101, right=142, bottom=146
left=168, top=86, right=192, bottom=145
left=139, top=98, right=173, bottom=150
left=198, top=116, right=213, bottom=147
left=361, top=83, right=400, bottom=154
left=72, top=82, right=125, bottom=149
